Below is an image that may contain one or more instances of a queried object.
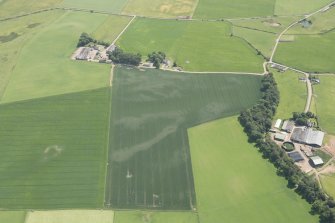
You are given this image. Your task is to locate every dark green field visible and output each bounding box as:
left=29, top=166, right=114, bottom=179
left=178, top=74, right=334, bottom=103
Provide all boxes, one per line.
left=0, top=88, right=110, bottom=209
left=106, top=67, right=262, bottom=210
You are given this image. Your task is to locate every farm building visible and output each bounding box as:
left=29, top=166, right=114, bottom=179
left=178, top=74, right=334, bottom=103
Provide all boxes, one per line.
left=274, top=132, right=287, bottom=142
left=310, top=156, right=324, bottom=166
left=106, top=44, right=116, bottom=53
left=75, top=47, right=91, bottom=60
left=274, top=119, right=282, bottom=129
left=281, top=120, right=294, bottom=133
left=270, top=64, right=288, bottom=72
left=288, top=151, right=304, bottom=162
left=290, top=127, right=325, bottom=147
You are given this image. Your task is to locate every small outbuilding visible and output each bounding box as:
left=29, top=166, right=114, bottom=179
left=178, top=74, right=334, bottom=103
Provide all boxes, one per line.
left=274, top=119, right=282, bottom=129
left=288, top=151, right=304, bottom=162
left=281, top=120, right=295, bottom=133
left=310, top=156, right=324, bottom=167
left=274, top=132, right=287, bottom=142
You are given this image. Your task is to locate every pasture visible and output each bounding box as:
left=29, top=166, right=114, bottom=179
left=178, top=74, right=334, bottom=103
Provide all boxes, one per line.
left=0, top=87, right=110, bottom=209
left=122, top=0, right=197, bottom=18
left=274, top=0, right=333, bottom=15
left=320, top=173, right=335, bottom=198
left=188, top=116, right=318, bottom=223
left=313, top=76, right=335, bottom=134
left=0, top=211, right=26, bottom=223
left=106, top=67, right=262, bottom=209
left=274, top=31, right=335, bottom=73
left=114, top=211, right=197, bottom=223
left=1, top=11, right=110, bottom=103
left=61, top=0, right=128, bottom=14
left=273, top=70, right=307, bottom=119
left=26, top=210, right=114, bottom=223
left=117, top=18, right=264, bottom=72
left=193, top=0, right=275, bottom=19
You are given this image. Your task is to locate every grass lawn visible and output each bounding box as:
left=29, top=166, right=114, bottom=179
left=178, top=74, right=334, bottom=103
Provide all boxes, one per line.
left=320, top=173, right=335, bottom=198
left=114, top=211, right=197, bottom=223
left=188, top=116, right=318, bottom=223
left=313, top=76, right=335, bottom=134
left=0, top=87, right=110, bottom=209
left=273, top=70, right=307, bottom=120
left=274, top=0, right=333, bottom=15
left=117, top=18, right=264, bottom=72
left=92, top=15, right=132, bottom=43
left=1, top=11, right=110, bottom=103
left=0, top=0, right=62, bottom=18
left=0, top=211, right=26, bottom=223
left=193, top=0, right=275, bottom=19
left=122, top=0, right=197, bottom=18
left=274, top=31, right=335, bottom=73
left=106, top=67, right=262, bottom=210
left=61, top=0, right=128, bottom=14
left=26, top=210, right=114, bottom=223
left=0, top=10, right=64, bottom=100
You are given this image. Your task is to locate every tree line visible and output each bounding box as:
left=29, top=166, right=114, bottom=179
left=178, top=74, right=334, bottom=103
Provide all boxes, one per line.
left=239, top=74, right=335, bottom=223
left=77, top=32, right=110, bottom=48
left=108, top=47, right=141, bottom=66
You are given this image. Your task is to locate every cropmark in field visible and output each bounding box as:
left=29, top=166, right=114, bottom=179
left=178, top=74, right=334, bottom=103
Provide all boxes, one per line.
left=105, top=67, right=262, bottom=210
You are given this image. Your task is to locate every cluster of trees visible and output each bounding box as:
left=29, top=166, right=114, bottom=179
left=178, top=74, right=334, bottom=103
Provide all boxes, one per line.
left=239, top=74, right=335, bottom=223
left=147, top=51, right=166, bottom=69
left=77, top=32, right=110, bottom=48
left=292, top=112, right=316, bottom=126
left=108, top=47, right=141, bottom=66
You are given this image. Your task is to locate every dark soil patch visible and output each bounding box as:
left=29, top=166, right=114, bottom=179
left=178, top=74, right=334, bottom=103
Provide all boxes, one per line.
left=0, top=32, right=19, bottom=43
left=27, top=23, right=41, bottom=29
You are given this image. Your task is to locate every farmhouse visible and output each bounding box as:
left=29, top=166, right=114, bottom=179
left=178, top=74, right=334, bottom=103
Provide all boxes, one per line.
left=310, top=156, right=324, bottom=166
left=75, top=47, right=91, bottom=60
left=274, top=119, right=282, bottom=129
left=288, top=151, right=304, bottom=162
left=290, top=127, right=325, bottom=147
left=281, top=120, right=294, bottom=133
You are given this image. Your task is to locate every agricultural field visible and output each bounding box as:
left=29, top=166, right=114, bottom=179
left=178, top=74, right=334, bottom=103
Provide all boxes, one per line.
left=0, top=211, right=26, bottom=223
left=188, top=116, right=318, bottom=223
left=0, top=88, right=110, bottom=209
left=274, top=0, right=333, bottom=15
left=313, top=76, right=335, bottom=134
left=193, top=0, right=275, bottom=19
left=114, top=211, right=198, bottom=223
left=106, top=67, right=262, bottom=209
left=273, top=70, right=307, bottom=119
left=61, top=0, right=128, bottom=14
left=117, top=18, right=264, bottom=72
left=26, top=210, right=114, bottom=223
left=1, top=11, right=111, bottom=103
left=274, top=31, right=335, bottom=73
left=122, top=0, right=197, bottom=18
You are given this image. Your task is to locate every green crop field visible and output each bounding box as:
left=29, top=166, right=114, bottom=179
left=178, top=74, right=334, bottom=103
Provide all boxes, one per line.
left=273, top=70, right=307, bottom=119
left=0, top=211, right=26, bottom=223
left=274, top=0, right=332, bottom=15
left=106, top=67, right=262, bottom=209
left=117, top=18, right=264, bottom=72
left=0, top=87, right=110, bottom=209
left=320, top=173, right=335, bottom=198
left=193, top=0, right=275, bottom=19
left=26, top=210, right=114, bottom=223
left=313, top=76, right=335, bottom=134
left=188, top=116, right=318, bottom=223
left=122, top=0, right=197, bottom=18
left=114, top=211, right=197, bottom=223
left=1, top=11, right=110, bottom=103
left=0, top=10, right=64, bottom=100
left=92, top=15, right=132, bottom=43
left=62, top=0, right=128, bottom=14
left=274, top=31, right=335, bottom=73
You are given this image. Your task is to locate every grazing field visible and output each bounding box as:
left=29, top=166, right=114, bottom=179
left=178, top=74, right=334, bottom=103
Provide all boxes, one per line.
left=26, top=210, right=114, bottom=223
left=0, top=0, right=62, bottom=18
left=274, top=31, right=335, bottom=73
left=117, top=18, right=264, bottom=72
left=193, top=0, right=275, bottom=19
left=320, top=173, right=335, bottom=198
left=114, top=211, right=197, bottom=223
left=0, top=211, right=26, bottom=223
left=274, top=0, right=333, bottom=15
left=1, top=11, right=110, bottom=103
left=188, top=117, right=317, bottom=223
left=0, top=10, right=64, bottom=100
left=92, top=15, right=132, bottom=43
left=106, top=67, right=262, bottom=209
left=122, top=0, right=197, bottom=18
left=273, top=70, right=307, bottom=119
left=313, top=76, right=335, bottom=134
left=62, top=0, right=128, bottom=14
left=0, top=88, right=110, bottom=209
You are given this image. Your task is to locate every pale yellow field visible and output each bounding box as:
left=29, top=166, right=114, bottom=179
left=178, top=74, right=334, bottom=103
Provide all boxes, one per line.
left=26, top=210, right=114, bottom=223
